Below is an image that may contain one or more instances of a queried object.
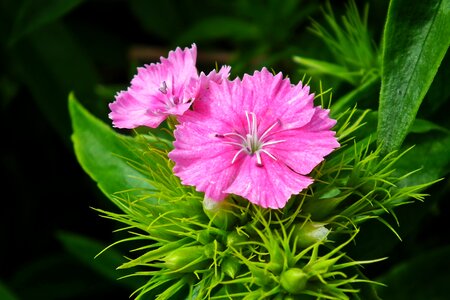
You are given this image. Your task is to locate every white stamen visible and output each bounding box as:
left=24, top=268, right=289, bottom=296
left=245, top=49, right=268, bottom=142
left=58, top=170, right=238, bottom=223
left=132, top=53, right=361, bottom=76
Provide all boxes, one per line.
left=231, top=148, right=246, bottom=164
left=216, top=111, right=285, bottom=166
left=260, top=119, right=281, bottom=141
left=260, top=149, right=278, bottom=161
left=245, top=111, right=252, bottom=135
left=223, top=132, right=247, bottom=142
left=255, top=152, right=263, bottom=166
left=262, top=140, right=286, bottom=147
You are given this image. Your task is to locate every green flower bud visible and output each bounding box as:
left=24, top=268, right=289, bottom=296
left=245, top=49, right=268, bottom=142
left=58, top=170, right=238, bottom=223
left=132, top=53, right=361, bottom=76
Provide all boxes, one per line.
left=293, top=221, right=329, bottom=248
left=197, top=230, right=213, bottom=245
left=203, top=197, right=237, bottom=230
left=164, top=245, right=210, bottom=272
left=203, top=241, right=223, bottom=258
left=280, top=268, right=308, bottom=294
left=222, top=256, right=241, bottom=278
left=249, top=264, right=273, bottom=287
left=226, top=230, right=248, bottom=250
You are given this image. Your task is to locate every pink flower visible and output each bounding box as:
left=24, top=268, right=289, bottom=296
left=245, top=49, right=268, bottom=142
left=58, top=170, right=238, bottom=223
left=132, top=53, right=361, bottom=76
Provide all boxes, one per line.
left=169, top=68, right=339, bottom=209
left=108, top=44, right=230, bottom=129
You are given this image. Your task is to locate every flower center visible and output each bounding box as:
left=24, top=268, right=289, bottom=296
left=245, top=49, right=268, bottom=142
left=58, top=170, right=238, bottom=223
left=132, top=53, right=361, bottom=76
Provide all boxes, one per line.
left=158, top=80, right=180, bottom=107
left=215, top=111, right=284, bottom=167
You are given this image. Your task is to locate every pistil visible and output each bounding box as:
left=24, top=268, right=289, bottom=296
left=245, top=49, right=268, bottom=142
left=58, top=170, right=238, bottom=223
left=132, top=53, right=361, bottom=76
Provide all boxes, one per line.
left=216, top=111, right=285, bottom=166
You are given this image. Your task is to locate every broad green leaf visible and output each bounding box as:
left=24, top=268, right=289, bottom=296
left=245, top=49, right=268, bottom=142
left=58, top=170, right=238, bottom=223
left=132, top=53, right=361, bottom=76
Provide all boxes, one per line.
left=9, top=0, right=85, bottom=45
left=377, top=0, right=450, bottom=154
left=376, top=246, right=450, bottom=299
left=0, top=282, right=18, bottom=300
left=57, top=231, right=142, bottom=290
left=69, top=93, right=153, bottom=205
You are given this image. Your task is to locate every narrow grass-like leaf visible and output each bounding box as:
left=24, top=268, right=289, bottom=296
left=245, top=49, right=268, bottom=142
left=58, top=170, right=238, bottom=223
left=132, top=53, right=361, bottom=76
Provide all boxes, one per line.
left=377, top=0, right=450, bottom=154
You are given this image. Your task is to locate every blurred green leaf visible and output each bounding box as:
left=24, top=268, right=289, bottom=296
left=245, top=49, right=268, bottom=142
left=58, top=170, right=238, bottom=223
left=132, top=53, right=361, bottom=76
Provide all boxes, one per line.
left=410, top=118, right=449, bottom=134
left=57, top=230, right=142, bottom=290
left=0, top=281, right=18, bottom=300
left=395, top=132, right=450, bottom=187
left=9, top=0, right=85, bottom=45
left=10, top=253, right=126, bottom=299
left=377, top=0, right=450, bottom=154
left=330, top=74, right=380, bottom=114
left=376, top=245, right=450, bottom=299
left=129, top=0, right=184, bottom=41
left=11, top=22, right=100, bottom=145
left=420, top=52, right=450, bottom=118
left=69, top=93, right=153, bottom=205
left=176, top=17, right=260, bottom=45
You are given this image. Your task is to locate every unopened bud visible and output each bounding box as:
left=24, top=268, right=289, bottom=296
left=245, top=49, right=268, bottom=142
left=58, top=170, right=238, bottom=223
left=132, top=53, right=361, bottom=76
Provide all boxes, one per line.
left=164, top=245, right=210, bottom=272
left=280, top=268, right=308, bottom=294
left=294, top=221, right=329, bottom=248
left=203, top=197, right=237, bottom=230
left=226, top=231, right=248, bottom=250
left=222, top=256, right=241, bottom=278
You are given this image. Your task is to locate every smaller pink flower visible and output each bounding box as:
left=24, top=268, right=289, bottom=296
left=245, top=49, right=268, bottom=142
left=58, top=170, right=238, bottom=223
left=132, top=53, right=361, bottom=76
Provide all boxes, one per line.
left=169, top=68, right=339, bottom=209
left=108, top=44, right=230, bottom=129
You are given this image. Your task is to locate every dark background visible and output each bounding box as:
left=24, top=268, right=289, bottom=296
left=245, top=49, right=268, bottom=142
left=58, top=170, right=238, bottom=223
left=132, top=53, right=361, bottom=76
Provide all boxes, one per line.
left=1, top=0, right=449, bottom=299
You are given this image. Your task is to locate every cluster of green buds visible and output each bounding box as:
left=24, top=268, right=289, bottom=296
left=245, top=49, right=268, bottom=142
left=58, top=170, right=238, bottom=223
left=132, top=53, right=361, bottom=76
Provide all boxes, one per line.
left=92, top=106, right=433, bottom=300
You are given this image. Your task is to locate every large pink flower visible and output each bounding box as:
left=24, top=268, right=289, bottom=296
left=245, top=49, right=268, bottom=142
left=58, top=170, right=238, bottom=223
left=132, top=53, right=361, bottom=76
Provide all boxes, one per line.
left=108, top=44, right=230, bottom=129
left=169, top=68, right=339, bottom=209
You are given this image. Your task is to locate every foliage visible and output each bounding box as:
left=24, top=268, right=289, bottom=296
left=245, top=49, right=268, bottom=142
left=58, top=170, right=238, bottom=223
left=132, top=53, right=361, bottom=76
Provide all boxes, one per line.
left=1, top=0, right=449, bottom=299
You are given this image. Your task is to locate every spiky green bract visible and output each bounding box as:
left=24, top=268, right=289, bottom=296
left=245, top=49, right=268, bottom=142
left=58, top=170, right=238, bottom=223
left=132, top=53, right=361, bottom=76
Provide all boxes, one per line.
left=294, top=0, right=379, bottom=85
left=90, top=104, right=437, bottom=300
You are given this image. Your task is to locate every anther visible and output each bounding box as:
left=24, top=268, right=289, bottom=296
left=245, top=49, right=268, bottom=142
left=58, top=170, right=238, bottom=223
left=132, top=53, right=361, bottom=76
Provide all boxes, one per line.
left=159, top=81, right=168, bottom=94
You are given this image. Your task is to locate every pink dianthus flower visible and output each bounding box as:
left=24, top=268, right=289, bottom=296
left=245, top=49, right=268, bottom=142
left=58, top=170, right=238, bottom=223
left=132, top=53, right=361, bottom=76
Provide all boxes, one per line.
left=108, top=43, right=229, bottom=129
left=169, top=68, right=339, bottom=209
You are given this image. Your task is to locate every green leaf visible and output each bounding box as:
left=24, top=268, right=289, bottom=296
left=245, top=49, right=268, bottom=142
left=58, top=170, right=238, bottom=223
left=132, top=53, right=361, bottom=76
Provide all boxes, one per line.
left=0, top=281, right=18, bottom=300
left=68, top=93, right=153, bottom=204
left=377, top=0, right=450, bottom=154
left=9, top=0, right=85, bottom=45
left=376, top=246, right=450, bottom=299
left=57, top=231, right=142, bottom=290
left=331, top=75, right=380, bottom=114
left=10, top=22, right=100, bottom=146
left=293, top=56, right=360, bottom=84
left=395, top=132, right=450, bottom=187
left=410, top=118, right=449, bottom=134
left=9, top=253, right=124, bottom=299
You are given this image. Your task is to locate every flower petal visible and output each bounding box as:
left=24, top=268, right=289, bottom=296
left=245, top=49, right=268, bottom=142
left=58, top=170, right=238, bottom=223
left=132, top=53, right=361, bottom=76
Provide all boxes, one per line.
left=225, top=155, right=313, bottom=209
left=241, top=68, right=316, bottom=132
left=109, top=44, right=199, bottom=128
left=108, top=91, right=166, bottom=128
left=269, top=108, right=339, bottom=174
left=169, top=120, right=238, bottom=201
